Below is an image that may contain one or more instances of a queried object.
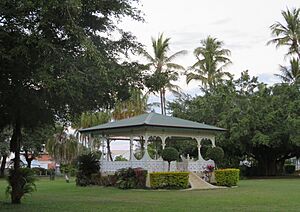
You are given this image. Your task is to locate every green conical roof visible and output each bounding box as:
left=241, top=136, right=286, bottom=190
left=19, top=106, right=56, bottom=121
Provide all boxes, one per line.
left=79, top=113, right=225, bottom=133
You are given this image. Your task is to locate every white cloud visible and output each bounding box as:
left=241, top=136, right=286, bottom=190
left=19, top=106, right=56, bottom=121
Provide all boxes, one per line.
left=119, top=0, right=299, bottom=104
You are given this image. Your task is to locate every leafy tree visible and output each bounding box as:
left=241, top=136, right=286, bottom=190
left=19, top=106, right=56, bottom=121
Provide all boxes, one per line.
left=275, top=58, right=300, bottom=85
left=186, top=36, right=232, bottom=92
left=268, top=8, right=300, bottom=59
left=22, top=125, right=54, bottom=168
left=140, top=33, right=187, bottom=114
left=206, top=147, right=224, bottom=167
left=162, top=147, right=179, bottom=171
left=171, top=71, right=300, bottom=176
left=164, top=138, right=198, bottom=160
left=0, top=0, right=143, bottom=203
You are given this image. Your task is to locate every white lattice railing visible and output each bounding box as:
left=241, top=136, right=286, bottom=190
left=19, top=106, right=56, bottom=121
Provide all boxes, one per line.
left=100, top=159, right=214, bottom=173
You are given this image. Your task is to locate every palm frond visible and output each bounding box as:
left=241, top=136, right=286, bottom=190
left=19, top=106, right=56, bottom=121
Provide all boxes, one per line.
left=165, top=50, right=188, bottom=62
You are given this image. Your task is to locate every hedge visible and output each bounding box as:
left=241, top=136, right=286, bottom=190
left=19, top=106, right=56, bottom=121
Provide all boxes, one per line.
left=150, top=172, right=189, bottom=189
left=215, top=168, right=240, bottom=187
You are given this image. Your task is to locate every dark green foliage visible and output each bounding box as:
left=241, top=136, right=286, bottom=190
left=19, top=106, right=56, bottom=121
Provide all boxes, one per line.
left=76, top=153, right=100, bottom=186
left=284, top=165, right=296, bottom=174
left=150, top=172, right=189, bottom=189
left=170, top=71, right=300, bottom=175
left=115, top=168, right=147, bottom=189
left=162, top=147, right=179, bottom=171
left=114, top=155, right=128, bottom=161
left=215, top=168, right=240, bottom=187
left=206, top=147, right=224, bottom=166
left=90, top=173, right=102, bottom=185
left=6, top=168, right=37, bottom=200
left=164, top=138, right=198, bottom=160
left=0, top=0, right=143, bottom=203
left=90, top=173, right=117, bottom=187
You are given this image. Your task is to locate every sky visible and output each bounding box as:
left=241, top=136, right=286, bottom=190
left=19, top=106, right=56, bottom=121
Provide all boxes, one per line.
left=112, top=0, right=300, bottom=150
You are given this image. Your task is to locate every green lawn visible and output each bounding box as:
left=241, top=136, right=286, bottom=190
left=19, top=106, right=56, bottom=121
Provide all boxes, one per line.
left=0, top=177, right=299, bottom=211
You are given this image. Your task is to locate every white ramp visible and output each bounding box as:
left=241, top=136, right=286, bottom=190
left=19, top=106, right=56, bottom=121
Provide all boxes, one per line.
left=188, top=172, right=221, bottom=190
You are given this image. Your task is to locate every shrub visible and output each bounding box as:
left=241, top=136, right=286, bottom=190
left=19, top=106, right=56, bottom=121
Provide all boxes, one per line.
left=206, top=147, right=224, bottom=166
left=90, top=173, right=102, bottom=185
left=162, top=147, right=179, bottom=171
left=6, top=168, right=37, bottom=200
left=133, top=168, right=147, bottom=188
left=115, top=167, right=147, bottom=189
left=284, top=164, right=295, bottom=174
left=60, top=164, right=77, bottom=177
left=32, top=167, right=48, bottom=176
left=76, top=153, right=100, bottom=186
left=114, top=155, right=128, bottom=161
left=90, top=173, right=117, bottom=187
left=150, top=172, right=189, bottom=189
left=101, top=175, right=118, bottom=186
left=215, top=168, right=240, bottom=187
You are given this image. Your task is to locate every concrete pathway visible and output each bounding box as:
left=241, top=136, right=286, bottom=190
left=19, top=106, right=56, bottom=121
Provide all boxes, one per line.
left=188, top=172, right=224, bottom=190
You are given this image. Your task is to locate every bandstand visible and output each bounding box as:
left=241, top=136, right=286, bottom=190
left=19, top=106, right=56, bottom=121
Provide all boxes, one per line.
left=79, top=113, right=225, bottom=173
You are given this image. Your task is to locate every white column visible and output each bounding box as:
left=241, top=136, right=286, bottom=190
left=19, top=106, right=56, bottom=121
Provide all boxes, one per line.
left=196, top=137, right=204, bottom=161
left=142, top=134, right=151, bottom=161
left=106, top=139, right=110, bottom=161
left=129, top=136, right=133, bottom=161
left=100, top=137, right=105, bottom=161
left=144, top=135, right=148, bottom=150
left=161, top=136, right=167, bottom=150
left=211, top=136, right=216, bottom=147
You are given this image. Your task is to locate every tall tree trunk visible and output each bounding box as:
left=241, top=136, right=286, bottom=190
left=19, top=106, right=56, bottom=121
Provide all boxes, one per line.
left=106, top=139, right=113, bottom=161
left=10, top=116, right=23, bottom=204
left=24, top=150, right=33, bottom=168
left=162, top=87, right=166, bottom=115
left=276, top=159, right=285, bottom=175
left=140, top=136, right=145, bottom=154
left=159, top=89, right=164, bottom=115
left=257, top=157, right=277, bottom=176
left=0, top=155, right=7, bottom=177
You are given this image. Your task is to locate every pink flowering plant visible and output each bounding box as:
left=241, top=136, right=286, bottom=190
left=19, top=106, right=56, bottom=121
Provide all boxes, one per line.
left=202, top=164, right=215, bottom=183
left=207, top=164, right=215, bottom=172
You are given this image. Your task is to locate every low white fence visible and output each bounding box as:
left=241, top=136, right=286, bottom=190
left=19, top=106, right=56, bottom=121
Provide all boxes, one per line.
left=100, top=158, right=215, bottom=173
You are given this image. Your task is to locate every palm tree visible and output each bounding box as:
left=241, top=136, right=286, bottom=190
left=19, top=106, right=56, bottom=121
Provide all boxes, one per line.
left=140, top=33, right=187, bottom=115
left=268, top=8, right=300, bottom=59
left=186, top=36, right=232, bottom=92
left=46, top=127, right=80, bottom=165
left=72, top=111, right=111, bottom=159
left=276, top=58, right=300, bottom=84
left=46, top=126, right=80, bottom=181
left=112, top=88, right=150, bottom=120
